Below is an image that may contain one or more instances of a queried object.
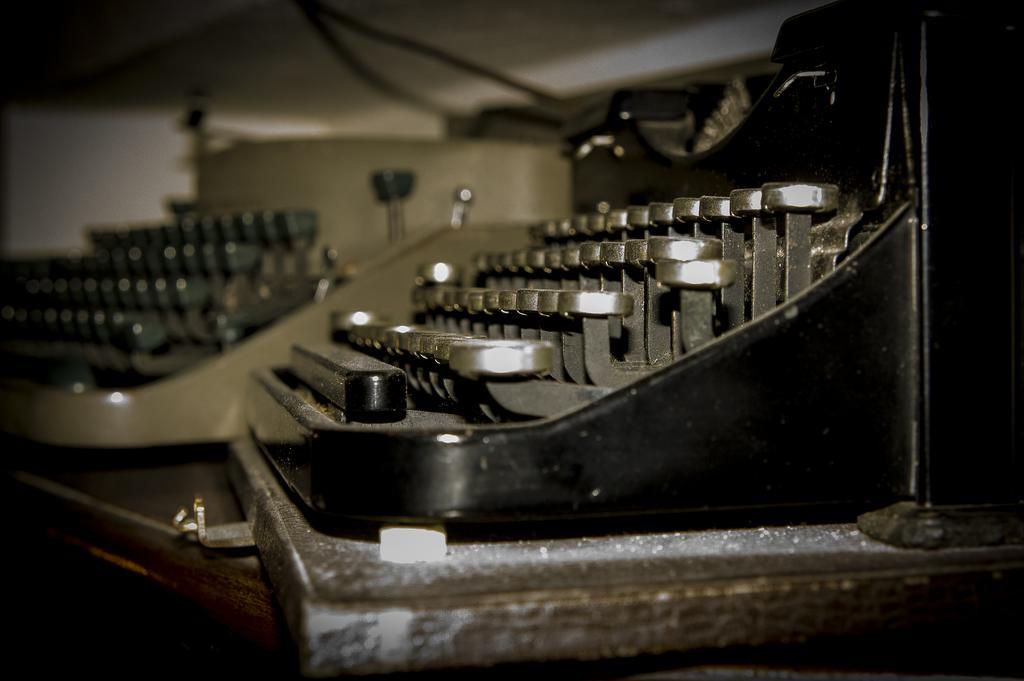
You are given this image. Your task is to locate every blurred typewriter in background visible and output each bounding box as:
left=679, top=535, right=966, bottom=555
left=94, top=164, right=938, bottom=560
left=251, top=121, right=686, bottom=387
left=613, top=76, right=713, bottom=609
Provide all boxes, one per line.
left=0, top=207, right=323, bottom=388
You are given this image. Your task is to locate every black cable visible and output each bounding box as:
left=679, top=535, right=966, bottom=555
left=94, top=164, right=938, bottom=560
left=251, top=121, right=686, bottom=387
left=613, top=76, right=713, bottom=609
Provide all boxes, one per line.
left=294, top=0, right=454, bottom=115
left=310, top=0, right=562, bottom=108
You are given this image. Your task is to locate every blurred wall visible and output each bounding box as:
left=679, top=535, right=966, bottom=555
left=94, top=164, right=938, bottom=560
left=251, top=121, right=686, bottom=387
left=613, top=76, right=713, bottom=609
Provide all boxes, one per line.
left=197, top=137, right=571, bottom=263
left=0, top=0, right=819, bottom=257
left=1, top=106, right=192, bottom=254
left=0, top=104, right=447, bottom=255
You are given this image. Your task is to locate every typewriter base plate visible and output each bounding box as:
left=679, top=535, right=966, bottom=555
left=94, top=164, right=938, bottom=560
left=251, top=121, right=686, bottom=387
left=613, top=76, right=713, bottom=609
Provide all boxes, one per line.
left=229, top=439, right=1024, bottom=677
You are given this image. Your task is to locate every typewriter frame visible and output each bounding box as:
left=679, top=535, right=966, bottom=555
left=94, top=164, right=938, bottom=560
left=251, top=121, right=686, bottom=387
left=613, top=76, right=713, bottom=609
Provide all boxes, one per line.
left=250, top=204, right=915, bottom=522
left=248, top=1, right=1020, bottom=524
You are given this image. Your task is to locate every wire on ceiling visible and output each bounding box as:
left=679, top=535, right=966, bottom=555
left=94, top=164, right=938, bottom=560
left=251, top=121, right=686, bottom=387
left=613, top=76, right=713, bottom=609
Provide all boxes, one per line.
left=294, top=0, right=563, bottom=117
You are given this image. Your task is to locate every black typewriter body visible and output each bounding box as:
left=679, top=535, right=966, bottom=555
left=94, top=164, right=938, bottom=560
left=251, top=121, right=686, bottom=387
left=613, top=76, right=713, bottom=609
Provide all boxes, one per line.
left=247, top=2, right=1020, bottom=525
left=251, top=213, right=917, bottom=521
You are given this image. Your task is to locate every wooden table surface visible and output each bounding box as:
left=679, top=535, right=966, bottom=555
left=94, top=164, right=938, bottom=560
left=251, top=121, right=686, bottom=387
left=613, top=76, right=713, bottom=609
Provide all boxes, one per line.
left=6, top=447, right=1023, bottom=678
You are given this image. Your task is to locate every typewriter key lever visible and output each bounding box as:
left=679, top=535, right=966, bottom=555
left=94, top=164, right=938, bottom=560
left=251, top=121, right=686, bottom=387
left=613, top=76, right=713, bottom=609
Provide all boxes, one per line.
left=762, top=182, right=839, bottom=299
left=730, top=188, right=775, bottom=317
left=700, top=196, right=745, bottom=329
left=657, top=258, right=738, bottom=352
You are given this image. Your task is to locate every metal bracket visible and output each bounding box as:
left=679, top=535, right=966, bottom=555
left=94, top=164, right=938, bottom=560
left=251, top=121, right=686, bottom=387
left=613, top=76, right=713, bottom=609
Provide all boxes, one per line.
left=574, top=134, right=622, bottom=161
left=773, top=69, right=836, bottom=100
left=172, top=495, right=256, bottom=550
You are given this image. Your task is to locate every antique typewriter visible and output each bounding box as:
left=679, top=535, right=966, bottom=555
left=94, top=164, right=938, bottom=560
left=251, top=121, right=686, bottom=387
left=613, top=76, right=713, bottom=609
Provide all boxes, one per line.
left=1, top=207, right=321, bottom=384
left=247, top=1, right=1021, bottom=529
left=0, top=206, right=333, bottom=446
left=4, top=1, right=1021, bottom=675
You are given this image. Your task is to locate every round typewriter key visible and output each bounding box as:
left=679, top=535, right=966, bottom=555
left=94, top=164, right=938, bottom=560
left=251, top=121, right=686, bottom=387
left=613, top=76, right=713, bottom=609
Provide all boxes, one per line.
left=525, top=248, right=546, bottom=271
left=626, top=205, right=649, bottom=231
left=432, top=334, right=479, bottom=362
left=672, top=197, right=701, bottom=223
left=648, top=202, right=674, bottom=226
left=382, top=325, right=417, bottom=352
left=440, top=288, right=460, bottom=311
left=600, top=241, right=627, bottom=267
left=448, top=339, right=553, bottom=378
left=580, top=242, right=603, bottom=268
left=699, top=196, right=732, bottom=222
left=333, top=310, right=387, bottom=333
left=557, top=290, right=634, bottom=317
left=417, top=332, right=459, bottom=359
left=625, top=239, right=649, bottom=267
left=465, top=289, right=486, bottom=314
left=455, top=289, right=475, bottom=310
left=501, top=250, right=520, bottom=272
left=415, top=262, right=461, bottom=286
left=605, top=209, right=629, bottom=234
left=544, top=247, right=563, bottom=271
left=498, top=290, right=518, bottom=312
left=571, top=214, right=590, bottom=236
left=648, top=236, right=722, bottom=262
left=561, top=244, right=582, bottom=269
left=516, top=289, right=541, bottom=313
left=762, top=182, right=839, bottom=213
left=729, top=188, right=763, bottom=216
left=500, top=251, right=517, bottom=273
left=656, top=258, right=738, bottom=289
left=762, top=182, right=838, bottom=300
left=482, top=290, right=501, bottom=314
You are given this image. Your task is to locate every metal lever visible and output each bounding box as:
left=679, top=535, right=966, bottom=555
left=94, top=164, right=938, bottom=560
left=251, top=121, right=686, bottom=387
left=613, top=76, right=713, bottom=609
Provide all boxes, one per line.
left=450, top=186, right=473, bottom=229
left=371, top=169, right=415, bottom=243
left=172, top=496, right=255, bottom=549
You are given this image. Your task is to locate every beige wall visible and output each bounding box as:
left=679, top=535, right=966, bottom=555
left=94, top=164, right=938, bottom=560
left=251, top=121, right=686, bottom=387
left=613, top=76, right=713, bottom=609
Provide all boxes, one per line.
left=0, top=105, right=449, bottom=256
left=1, top=106, right=192, bottom=255
left=196, top=138, right=571, bottom=264
left=0, top=0, right=816, bottom=256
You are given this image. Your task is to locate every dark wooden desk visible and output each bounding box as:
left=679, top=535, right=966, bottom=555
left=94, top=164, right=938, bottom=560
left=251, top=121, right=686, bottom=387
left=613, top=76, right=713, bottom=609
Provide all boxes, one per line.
left=6, top=453, right=293, bottom=674
left=7, top=451, right=1023, bottom=678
